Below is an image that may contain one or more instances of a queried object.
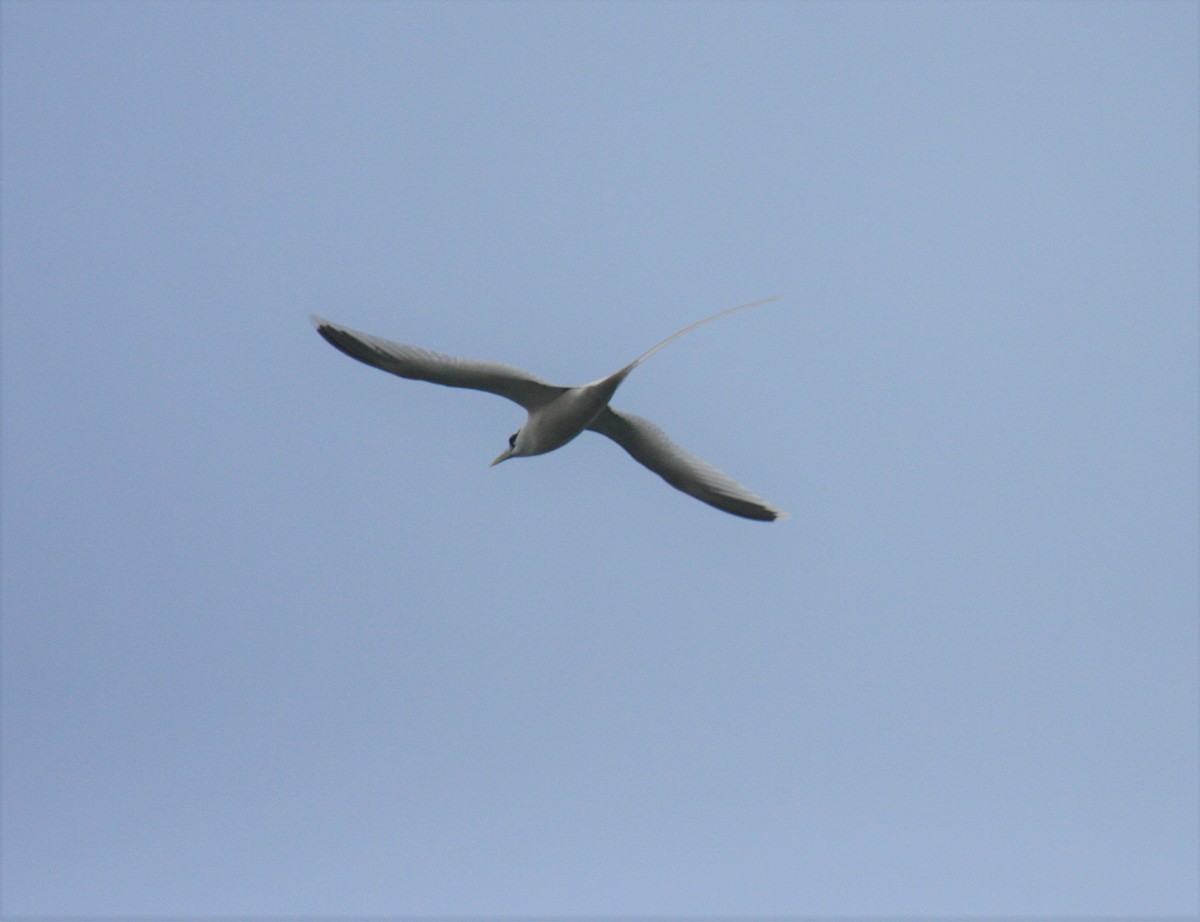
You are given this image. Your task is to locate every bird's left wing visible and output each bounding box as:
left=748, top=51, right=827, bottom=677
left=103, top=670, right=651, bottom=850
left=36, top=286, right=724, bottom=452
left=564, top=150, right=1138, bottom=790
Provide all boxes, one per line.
left=587, top=407, right=787, bottom=522
left=312, top=316, right=565, bottom=410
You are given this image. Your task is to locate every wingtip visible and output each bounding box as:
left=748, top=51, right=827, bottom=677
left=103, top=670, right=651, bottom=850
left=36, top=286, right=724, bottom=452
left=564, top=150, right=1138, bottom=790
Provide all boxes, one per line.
left=772, top=509, right=790, bottom=523
left=309, top=314, right=328, bottom=329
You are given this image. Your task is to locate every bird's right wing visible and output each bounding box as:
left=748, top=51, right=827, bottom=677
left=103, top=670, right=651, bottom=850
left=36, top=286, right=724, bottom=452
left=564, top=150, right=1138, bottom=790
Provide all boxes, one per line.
left=587, top=407, right=786, bottom=522
left=312, top=316, right=565, bottom=410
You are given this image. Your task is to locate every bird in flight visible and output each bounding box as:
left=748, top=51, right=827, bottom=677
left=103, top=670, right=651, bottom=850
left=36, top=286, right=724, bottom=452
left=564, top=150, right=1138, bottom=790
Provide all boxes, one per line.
left=312, top=298, right=786, bottom=521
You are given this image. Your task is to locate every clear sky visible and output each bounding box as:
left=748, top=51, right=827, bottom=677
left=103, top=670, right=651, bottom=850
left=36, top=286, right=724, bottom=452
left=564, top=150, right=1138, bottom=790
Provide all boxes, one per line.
left=2, top=1, right=1197, bottom=918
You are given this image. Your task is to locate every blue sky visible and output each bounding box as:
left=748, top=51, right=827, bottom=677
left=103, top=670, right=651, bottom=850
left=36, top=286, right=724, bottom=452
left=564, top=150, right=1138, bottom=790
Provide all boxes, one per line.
left=2, top=1, right=1196, bottom=917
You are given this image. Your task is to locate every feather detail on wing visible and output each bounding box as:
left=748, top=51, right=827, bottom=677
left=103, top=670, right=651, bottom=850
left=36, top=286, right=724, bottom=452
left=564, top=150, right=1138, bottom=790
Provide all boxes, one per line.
left=311, top=316, right=565, bottom=410
left=588, top=407, right=787, bottom=522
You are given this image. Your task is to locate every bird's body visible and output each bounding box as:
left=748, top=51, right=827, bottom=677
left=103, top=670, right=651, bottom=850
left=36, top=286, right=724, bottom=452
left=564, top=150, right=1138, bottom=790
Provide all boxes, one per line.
left=508, top=365, right=631, bottom=458
left=312, top=298, right=786, bottom=521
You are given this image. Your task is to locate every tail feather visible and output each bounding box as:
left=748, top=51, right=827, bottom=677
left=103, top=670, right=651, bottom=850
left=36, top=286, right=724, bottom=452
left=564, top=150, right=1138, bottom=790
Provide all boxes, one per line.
left=628, top=297, right=779, bottom=371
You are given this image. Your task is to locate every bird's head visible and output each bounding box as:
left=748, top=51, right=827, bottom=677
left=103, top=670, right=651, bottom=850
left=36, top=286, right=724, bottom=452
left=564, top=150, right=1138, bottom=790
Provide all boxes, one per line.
left=490, top=430, right=521, bottom=467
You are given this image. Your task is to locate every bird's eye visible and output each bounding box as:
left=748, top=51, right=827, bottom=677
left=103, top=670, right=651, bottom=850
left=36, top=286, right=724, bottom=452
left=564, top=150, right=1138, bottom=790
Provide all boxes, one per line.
left=508, top=432, right=518, bottom=448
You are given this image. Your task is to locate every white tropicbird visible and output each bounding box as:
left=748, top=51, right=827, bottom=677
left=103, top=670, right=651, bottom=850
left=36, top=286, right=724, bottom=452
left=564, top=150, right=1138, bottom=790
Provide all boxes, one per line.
left=312, top=298, right=786, bottom=521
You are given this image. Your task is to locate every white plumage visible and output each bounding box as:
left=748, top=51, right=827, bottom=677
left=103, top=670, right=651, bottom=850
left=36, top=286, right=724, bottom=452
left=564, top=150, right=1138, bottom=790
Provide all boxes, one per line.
left=312, top=299, right=786, bottom=522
